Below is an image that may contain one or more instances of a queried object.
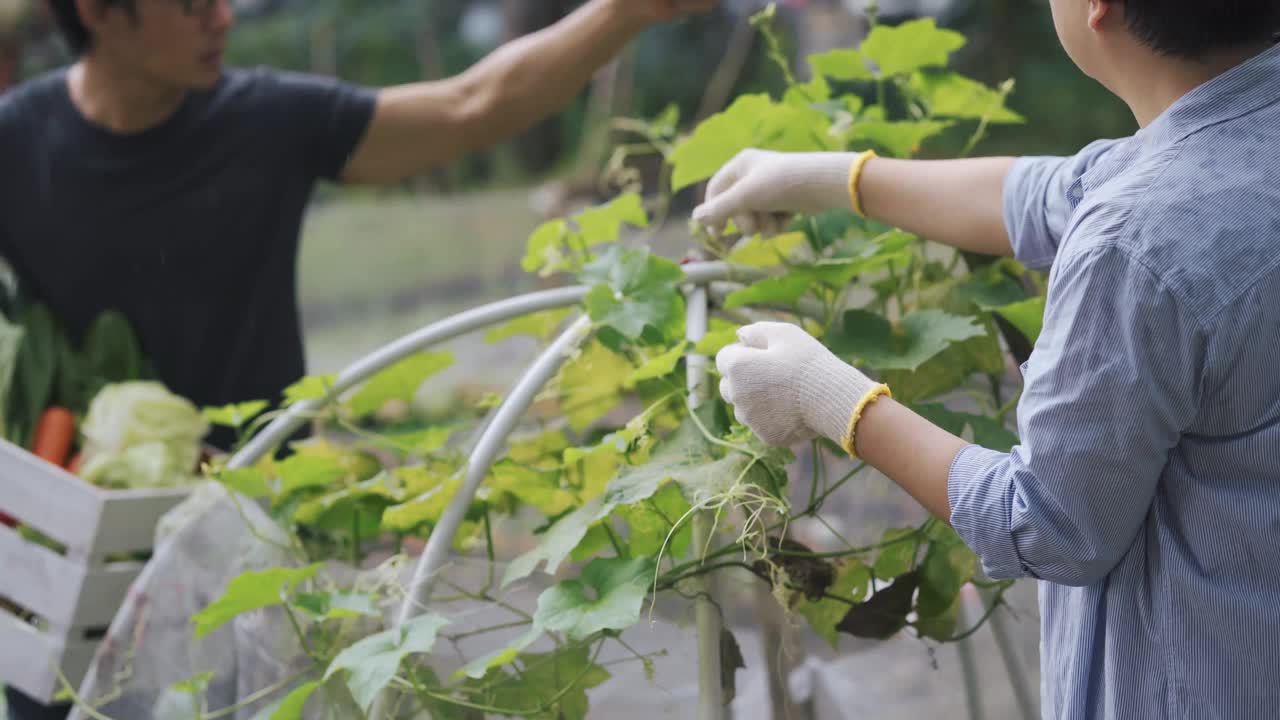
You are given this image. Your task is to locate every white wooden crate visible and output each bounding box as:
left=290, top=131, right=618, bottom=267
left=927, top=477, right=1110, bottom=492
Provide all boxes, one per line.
left=0, top=439, right=190, bottom=704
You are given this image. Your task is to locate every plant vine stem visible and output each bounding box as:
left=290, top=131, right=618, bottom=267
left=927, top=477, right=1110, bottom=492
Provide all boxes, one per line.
left=925, top=584, right=1012, bottom=643
left=404, top=640, right=607, bottom=715
left=443, top=619, right=533, bottom=645
left=796, top=462, right=866, bottom=517
left=603, top=522, right=627, bottom=558
left=204, top=667, right=315, bottom=720
left=281, top=602, right=315, bottom=660
left=808, top=440, right=822, bottom=510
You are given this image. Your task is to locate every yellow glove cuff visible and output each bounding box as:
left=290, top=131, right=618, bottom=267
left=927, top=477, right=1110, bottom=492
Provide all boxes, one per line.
left=847, top=149, right=878, bottom=218
left=840, top=383, right=892, bottom=459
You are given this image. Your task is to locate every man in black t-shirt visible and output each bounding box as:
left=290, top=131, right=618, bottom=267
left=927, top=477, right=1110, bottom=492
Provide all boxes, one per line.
left=0, top=0, right=716, bottom=717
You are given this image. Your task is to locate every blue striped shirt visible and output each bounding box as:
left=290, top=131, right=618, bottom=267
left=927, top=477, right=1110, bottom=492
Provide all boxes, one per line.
left=947, top=43, right=1280, bottom=719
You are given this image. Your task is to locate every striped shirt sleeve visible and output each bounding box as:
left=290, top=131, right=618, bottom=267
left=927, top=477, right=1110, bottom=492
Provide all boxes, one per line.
left=947, top=245, right=1205, bottom=586
left=1003, top=139, right=1125, bottom=270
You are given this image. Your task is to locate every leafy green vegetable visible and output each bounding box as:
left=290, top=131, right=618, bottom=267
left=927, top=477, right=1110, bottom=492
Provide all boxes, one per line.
left=324, top=613, right=450, bottom=713
left=534, top=557, right=657, bottom=640
left=192, top=564, right=322, bottom=639
left=346, top=352, right=453, bottom=418
left=829, top=309, right=987, bottom=371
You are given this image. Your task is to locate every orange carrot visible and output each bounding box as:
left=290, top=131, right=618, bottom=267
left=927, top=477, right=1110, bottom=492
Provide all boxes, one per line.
left=32, top=406, right=75, bottom=468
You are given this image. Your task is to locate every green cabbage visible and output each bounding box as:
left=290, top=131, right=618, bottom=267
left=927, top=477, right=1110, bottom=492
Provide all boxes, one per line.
left=80, top=381, right=210, bottom=488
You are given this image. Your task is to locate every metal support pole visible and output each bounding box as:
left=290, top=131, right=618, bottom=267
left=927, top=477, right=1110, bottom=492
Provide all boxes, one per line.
left=228, top=262, right=756, bottom=470
left=956, top=598, right=985, bottom=720
left=371, top=317, right=592, bottom=718
left=686, top=282, right=727, bottom=720
left=987, top=588, right=1037, bottom=720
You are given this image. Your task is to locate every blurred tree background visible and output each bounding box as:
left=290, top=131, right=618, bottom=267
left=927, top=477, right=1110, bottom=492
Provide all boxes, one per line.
left=2, top=0, right=1137, bottom=184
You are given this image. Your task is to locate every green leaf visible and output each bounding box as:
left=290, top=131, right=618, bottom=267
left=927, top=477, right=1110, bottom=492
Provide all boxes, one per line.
left=912, top=403, right=1020, bottom=452
left=724, top=272, right=813, bottom=309
left=521, top=219, right=577, bottom=275
left=860, top=18, right=966, bottom=77
left=324, top=613, right=450, bottom=714
left=282, top=373, right=337, bottom=407
left=581, top=243, right=682, bottom=292
left=192, top=564, right=321, bottom=639
left=488, top=461, right=577, bottom=517
left=294, top=591, right=382, bottom=621
left=484, top=309, right=573, bottom=344
left=557, top=341, right=633, bottom=433
left=797, top=559, right=871, bottom=648
left=202, top=400, right=268, bottom=429
left=485, top=646, right=610, bottom=720
left=695, top=327, right=740, bottom=357
left=294, top=472, right=400, bottom=527
left=809, top=48, right=873, bottom=81
left=628, top=341, right=687, bottom=386
left=619, top=481, right=692, bottom=558
left=569, top=522, right=616, bottom=563
left=276, top=454, right=348, bottom=495
left=727, top=232, right=808, bottom=268
left=171, top=671, right=215, bottom=695
left=249, top=681, right=320, bottom=720
left=670, top=94, right=837, bottom=191
left=916, top=593, right=963, bottom=641
left=362, top=425, right=458, bottom=457
left=502, top=498, right=612, bottom=587
left=993, top=296, right=1047, bottom=346
left=582, top=247, right=685, bottom=340
left=534, top=557, right=656, bottom=640
left=217, top=467, right=272, bottom=498
left=872, top=528, right=919, bottom=581
left=455, top=628, right=542, bottom=680
left=380, top=477, right=462, bottom=533
left=505, top=420, right=732, bottom=587
left=830, top=309, right=986, bottom=372
left=347, top=352, right=453, bottom=418
left=574, top=193, right=649, bottom=242
left=508, top=430, right=571, bottom=467
left=849, top=120, right=951, bottom=158
left=909, top=70, right=1023, bottom=124
left=916, top=527, right=978, bottom=618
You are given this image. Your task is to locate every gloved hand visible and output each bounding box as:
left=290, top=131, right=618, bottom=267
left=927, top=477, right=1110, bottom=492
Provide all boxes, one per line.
left=716, top=322, right=891, bottom=454
left=691, top=150, right=868, bottom=237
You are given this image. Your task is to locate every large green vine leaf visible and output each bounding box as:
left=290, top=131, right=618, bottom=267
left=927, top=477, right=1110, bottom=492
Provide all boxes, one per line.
left=909, top=71, right=1023, bottom=124
left=581, top=246, right=685, bottom=341
left=481, top=646, right=611, bottom=720
left=669, top=94, right=838, bottom=191
left=556, top=340, right=633, bottom=433
left=192, top=564, right=322, bottom=639
left=797, top=559, right=871, bottom=648
left=534, top=557, right=657, bottom=640
left=324, top=613, right=450, bottom=714
left=829, top=309, right=987, bottom=372
left=860, top=18, right=965, bottom=78
left=346, top=351, right=453, bottom=418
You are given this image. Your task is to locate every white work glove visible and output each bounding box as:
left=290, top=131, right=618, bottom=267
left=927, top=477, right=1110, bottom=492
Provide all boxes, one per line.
left=716, top=322, right=891, bottom=454
left=691, top=150, right=863, bottom=237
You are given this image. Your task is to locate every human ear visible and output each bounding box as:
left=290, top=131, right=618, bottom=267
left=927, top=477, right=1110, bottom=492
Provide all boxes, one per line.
left=1086, top=0, right=1113, bottom=31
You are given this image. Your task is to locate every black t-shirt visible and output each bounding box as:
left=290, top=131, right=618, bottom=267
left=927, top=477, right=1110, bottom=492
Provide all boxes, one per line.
left=0, top=67, right=377, bottom=420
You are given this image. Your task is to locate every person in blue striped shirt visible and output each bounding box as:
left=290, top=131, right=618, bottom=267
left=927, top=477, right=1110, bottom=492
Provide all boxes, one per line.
left=693, top=2, right=1280, bottom=718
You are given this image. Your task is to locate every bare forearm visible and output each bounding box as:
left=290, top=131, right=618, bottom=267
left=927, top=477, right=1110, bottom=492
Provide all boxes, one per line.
left=344, top=0, right=640, bottom=184
left=853, top=398, right=968, bottom=523
left=446, top=0, right=639, bottom=152
left=859, top=156, right=1016, bottom=257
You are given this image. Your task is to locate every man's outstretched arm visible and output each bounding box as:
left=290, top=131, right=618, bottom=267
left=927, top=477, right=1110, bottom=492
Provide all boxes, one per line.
left=341, top=0, right=716, bottom=185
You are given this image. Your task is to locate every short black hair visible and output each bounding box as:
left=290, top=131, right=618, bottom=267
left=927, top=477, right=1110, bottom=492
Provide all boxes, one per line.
left=1123, top=0, right=1280, bottom=59
left=46, top=0, right=135, bottom=55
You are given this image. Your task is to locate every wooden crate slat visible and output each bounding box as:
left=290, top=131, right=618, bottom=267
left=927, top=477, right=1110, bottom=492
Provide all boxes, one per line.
left=0, top=610, right=65, bottom=704
left=72, top=561, right=146, bottom=629
left=58, top=638, right=101, bottom=698
left=95, top=488, right=191, bottom=557
left=0, top=439, right=102, bottom=556
left=0, top=522, right=86, bottom=628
